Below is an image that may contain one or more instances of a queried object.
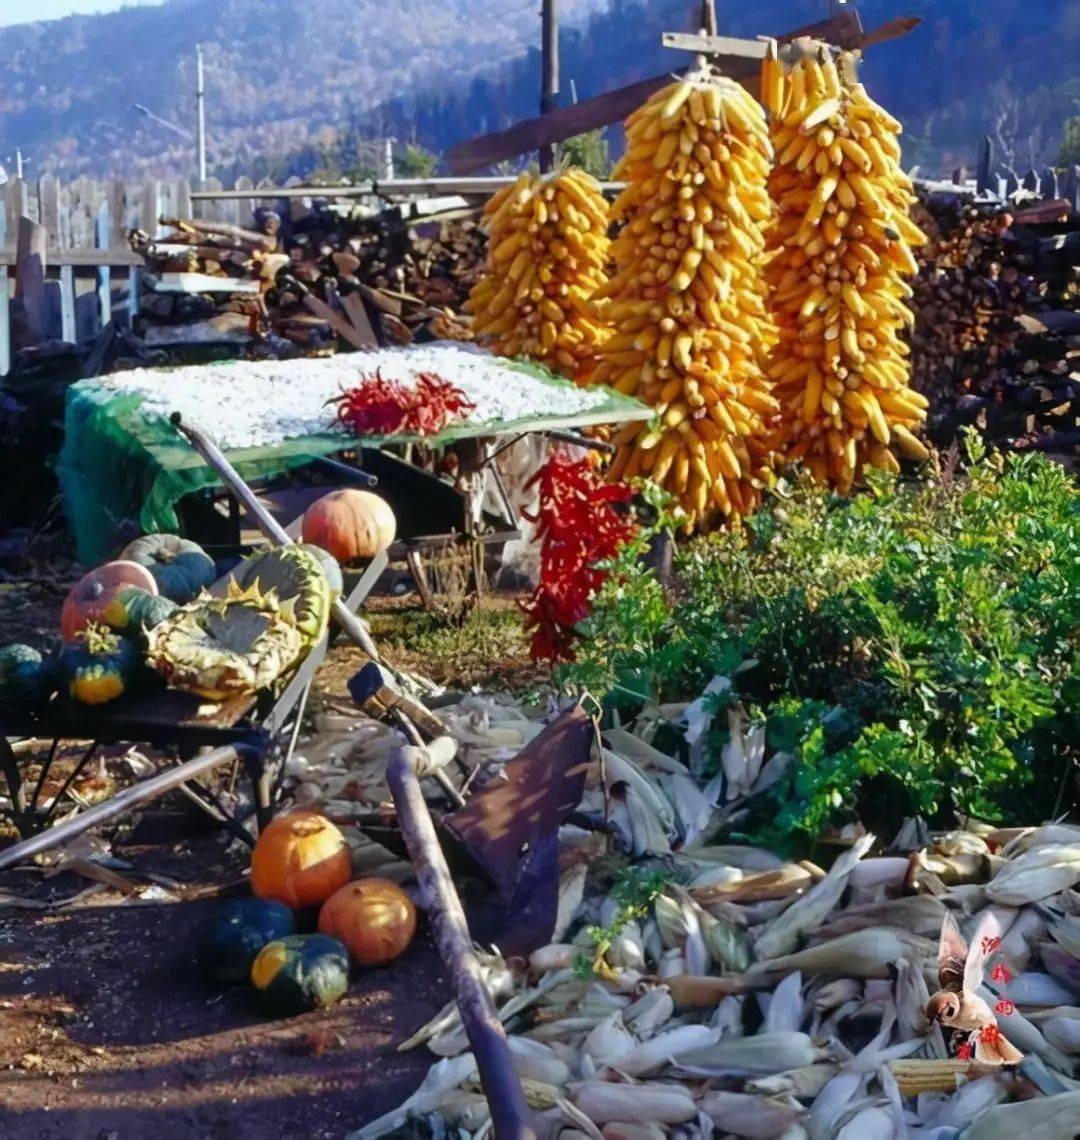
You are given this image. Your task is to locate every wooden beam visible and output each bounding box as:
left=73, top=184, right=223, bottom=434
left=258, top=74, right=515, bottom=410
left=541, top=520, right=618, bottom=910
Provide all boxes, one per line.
left=448, top=9, right=864, bottom=174
left=15, top=216, right=48, bottom=341
left=0, top=247, right=143, bottom=268
left=662, top=32, right=768, bottom=59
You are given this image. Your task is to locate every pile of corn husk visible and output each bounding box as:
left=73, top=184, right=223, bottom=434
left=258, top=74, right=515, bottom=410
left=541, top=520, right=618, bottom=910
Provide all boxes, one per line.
left=290, top=684, right=1080, bottom=1139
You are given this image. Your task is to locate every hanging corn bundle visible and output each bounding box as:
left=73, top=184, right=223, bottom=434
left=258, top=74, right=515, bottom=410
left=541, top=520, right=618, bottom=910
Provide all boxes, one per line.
left=466, top=169, right=611, bottom=383
left=763, top=49, right=930, bottom=492
left=597, top=68, right=779, bottom=530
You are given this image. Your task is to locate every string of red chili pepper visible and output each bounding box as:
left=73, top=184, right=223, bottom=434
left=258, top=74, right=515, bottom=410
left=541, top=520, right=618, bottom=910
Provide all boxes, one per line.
left=329, top=368, right=475, bottom=437
left=521, top=450, right=637, bottom=663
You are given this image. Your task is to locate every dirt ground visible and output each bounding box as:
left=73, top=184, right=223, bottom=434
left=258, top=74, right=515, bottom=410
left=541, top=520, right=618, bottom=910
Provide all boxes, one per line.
left=0, top=580, right=546, bottom=1138
left=0, top=824, right=448, bottom=1139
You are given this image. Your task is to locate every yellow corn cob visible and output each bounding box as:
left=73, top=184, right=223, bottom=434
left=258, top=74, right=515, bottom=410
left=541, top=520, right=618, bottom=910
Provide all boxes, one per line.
left=595, top=69, right=779, bottom=531
left=763, top=51, right=929, bottom=494
left=466, top=169, right=611, bottom=383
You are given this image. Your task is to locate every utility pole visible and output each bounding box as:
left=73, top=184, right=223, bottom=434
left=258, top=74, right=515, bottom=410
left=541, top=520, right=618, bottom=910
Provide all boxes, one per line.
left=384, top=138, right=396, bottom=180
left=700, top=0, right=717, bottom=36
left=540, top=0, right=559, bottom=172
left=195, top=43, right=207, bottom=187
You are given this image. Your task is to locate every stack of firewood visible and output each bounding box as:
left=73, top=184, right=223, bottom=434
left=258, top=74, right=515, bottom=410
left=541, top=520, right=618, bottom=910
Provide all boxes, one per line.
left=910, top=190, right=1080, bottom=465
left=126, top=203, right=485, bottom=358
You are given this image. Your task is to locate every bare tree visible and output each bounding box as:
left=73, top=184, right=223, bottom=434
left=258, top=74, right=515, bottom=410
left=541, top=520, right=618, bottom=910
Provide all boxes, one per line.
left=992, top=86, right=1022, bottom=180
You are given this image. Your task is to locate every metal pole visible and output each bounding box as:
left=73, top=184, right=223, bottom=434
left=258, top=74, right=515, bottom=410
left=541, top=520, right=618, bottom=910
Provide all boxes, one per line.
left=701, top=0, right=718, bottom=35
left=195, top=43, right=207, bottom=187
left=539, top=0, right=559, bottom=172
left=386, top=743, right=535, bottom=1140
left=15, top=149, right=23, bottom=180
left=170, top=414, right=382, bottom=661
left=0, top=744, right=244, bottom=872
left=384, top=138, right=395, bottom=181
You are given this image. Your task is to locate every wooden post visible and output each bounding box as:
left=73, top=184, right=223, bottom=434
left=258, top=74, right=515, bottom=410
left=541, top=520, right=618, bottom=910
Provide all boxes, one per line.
left=540, top=0, right=559, bottom=172
left=38, top=174, right=61, bottom=249
left=976, top=135, right=994, bottom=195
left=95, top=200, right=112, bottom=331
left=59, top=264, right=76, bottom=344
left=0, top=270, right=10, bottom=378
left=15, top=215, right=48, bottom=341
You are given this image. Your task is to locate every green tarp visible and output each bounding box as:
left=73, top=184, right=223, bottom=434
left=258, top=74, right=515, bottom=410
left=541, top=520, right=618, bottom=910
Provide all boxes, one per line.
left=58, top=357, right=649, bottom=565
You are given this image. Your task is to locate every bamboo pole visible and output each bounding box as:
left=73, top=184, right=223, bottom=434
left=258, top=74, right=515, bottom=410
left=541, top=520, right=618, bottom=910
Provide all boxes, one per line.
left=386, top=741, right=535, bottom=1140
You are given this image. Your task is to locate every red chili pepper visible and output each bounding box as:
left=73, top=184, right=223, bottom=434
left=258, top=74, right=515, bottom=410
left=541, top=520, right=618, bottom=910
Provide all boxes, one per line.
left=522, top=451, right=637, bottom=664
left=330, top=368, right=475, bottom=437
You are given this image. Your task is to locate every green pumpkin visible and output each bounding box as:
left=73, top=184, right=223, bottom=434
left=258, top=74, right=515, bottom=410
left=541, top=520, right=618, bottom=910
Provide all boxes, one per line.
left=249, top=933, right=349, bottom=1016
left=0, top=644, right=56, bottom=707
left=57, top=623, right=141, bottom=706
left=101, top=586, right=179, bottom=644
left=233, top=545, right=334, bottom=648
left=199, top=898, right=297, bottom=984
left=121, top=534, right=216, bottom=604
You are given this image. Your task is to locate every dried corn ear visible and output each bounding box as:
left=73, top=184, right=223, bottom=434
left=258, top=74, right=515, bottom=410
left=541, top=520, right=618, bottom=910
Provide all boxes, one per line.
left=764, top=50, right=929, bottom=493
left=596, top=70, right=779, bottom=530
left=467, top=169, right=611, bottom=382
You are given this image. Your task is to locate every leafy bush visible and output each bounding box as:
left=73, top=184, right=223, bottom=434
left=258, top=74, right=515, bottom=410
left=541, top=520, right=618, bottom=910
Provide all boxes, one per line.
left=561, top=438, right=1080, bottom=846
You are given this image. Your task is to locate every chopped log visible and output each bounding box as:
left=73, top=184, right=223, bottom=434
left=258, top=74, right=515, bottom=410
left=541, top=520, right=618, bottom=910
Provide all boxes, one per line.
left=303, top=293, right=375, bottom=351
left=340, top=291, right=379, bottom=347
left=15, top=216, right=48, bottom=342
left=158, top=216, right=279, bottom=252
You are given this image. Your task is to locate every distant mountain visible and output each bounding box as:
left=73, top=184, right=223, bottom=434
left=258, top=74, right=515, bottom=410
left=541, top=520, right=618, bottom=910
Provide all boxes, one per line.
left=0, top=0, right=595, bottom=178
left=378, top=0, right=1080, bottom=176
left=3, top=0, right=1079, bottom=180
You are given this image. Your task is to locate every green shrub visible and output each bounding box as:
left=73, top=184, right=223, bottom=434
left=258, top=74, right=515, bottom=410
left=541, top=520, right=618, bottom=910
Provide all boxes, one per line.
left=561, top=437, right=1080, bottom=848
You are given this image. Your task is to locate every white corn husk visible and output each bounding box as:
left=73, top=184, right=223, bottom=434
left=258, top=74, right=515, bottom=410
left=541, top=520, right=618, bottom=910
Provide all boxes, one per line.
left=658, top=949, right=686, bottom=979
left=962, top=1090, right=1080, bottom=1139
left=509, top=1036, right=572, bottom=1086
left=582, top=1013, right=636, bottom=1068
left=1042, top=1016, right=1080, bottom=1053
left=986, top=844, right=1080, bottom=905
left=700, top=907, right=753, bottom=973
left=686, top=845, right=786, bottom=872
left=746, top=1062, right=840, bottom=1099
left=998, top=906, right=1047, bottom=972
left=976, top=984, right=1075, bottom=1072
left=935, top=830, right=992, bottom=857
left=755, top=833, right=876, bottom=960
left=555, top=1096, right=606, bottom=1140
left=762, top=971, right=804, bottom=1033
left=1047, top=913, right=1080, bottom=957
left=654, top=893, right=688, bottom=949
left=1007, top=971, right=1078, bottom=1007
left=623, top=988, right=675, bottom=1040
left=608, top=924, right=647, bottom=973
left=807, top=1073, right=866, bottom=1140
left=572, top=1082, right=697, bottom=1125
left=892, top=958, right=935, bottom=1045
left=697, top=1091, right=805, bottom=1138
left=689, top=864, right=745, bottom=889
left=346, top=1053, right=478, bottom=1140
left=527, top=1016, right=606, bottom=1043
left=600, top=1124, right=667, bottom=1140
left=916, top=1075, right=1008, bottom=1130
left=1001, top=825, right=1080, bottom=857
left=813, top=978, right=862, bottom=1012
left=671, top=1031, right=818, bottom=1078
left=554, top=861, right=590, bottom=943
left=709, top=993, right=746, bottom=1037
left=438, top=1090, right=492, bottom=1130
left=815, top=894, right=946, bottom=939
left=753, top=928, right=932, bottom=978
left=834, top=1104, right=900, bottom=1140
left=847, top=857, right=911, bottom=898
left=604, top=1024, right=717, bottom=1077
left=1039, top=941, right=1080, bottom=996
left=531, top=944, right=582, bottom=977
left=891, top=816, right=930, bottom=852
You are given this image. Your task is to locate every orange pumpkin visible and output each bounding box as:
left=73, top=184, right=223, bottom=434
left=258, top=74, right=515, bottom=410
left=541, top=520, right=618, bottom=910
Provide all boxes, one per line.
left=61, top=561, right=158, bottom=642
left=301, top=490, right=396, bottom=565
left=318, top=877, right=417, bottom=966
left=251, top=811, right=352, bottom=909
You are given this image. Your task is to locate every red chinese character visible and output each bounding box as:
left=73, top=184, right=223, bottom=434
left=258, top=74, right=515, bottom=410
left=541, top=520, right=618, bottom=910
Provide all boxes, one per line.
left=980, top=1023, right=1003, bottom=1047
left=991, top=963, right=1012, bottom=983
left=956, top=1042, right=972, bottom=1061
left=995, top=1000, right=1015, bottom=1016
left=980, top=935, right=1002, bottom=954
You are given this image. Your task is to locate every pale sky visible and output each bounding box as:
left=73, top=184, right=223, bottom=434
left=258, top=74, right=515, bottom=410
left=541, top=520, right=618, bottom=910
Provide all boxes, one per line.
left=0, top=0, right=165, bottom=26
